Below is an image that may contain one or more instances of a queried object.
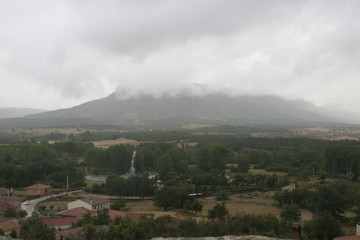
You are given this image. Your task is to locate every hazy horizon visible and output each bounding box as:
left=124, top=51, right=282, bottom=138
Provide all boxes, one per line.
left=1, top=1, right=360, bottom=112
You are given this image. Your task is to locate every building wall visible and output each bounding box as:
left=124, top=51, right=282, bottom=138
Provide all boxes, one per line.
left=68, top=200, right=92, bottom=210
left=92, top=202, right=110, bottom=211
left=54, top=223, right=72, bottom=230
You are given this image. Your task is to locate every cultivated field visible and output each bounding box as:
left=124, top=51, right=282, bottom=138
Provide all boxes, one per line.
left=91, top=138, right=148, bottom=148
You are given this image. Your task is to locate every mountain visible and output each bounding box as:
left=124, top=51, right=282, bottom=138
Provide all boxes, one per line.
left=0, top=107, right=45, bottom=119
left=19, top=92, right=354, bottom=128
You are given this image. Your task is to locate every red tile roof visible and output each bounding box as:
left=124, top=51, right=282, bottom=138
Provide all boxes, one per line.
left=41, top=217, right=79, bottom=227
left=0, top=218, right=20, bottom=232
left=26, top=183, right=52, bottom=189
left=56, top=207, right=95, bottom=219
left=56, top=227, right=83, bottom=239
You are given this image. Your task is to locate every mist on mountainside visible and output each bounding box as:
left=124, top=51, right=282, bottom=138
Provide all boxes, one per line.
left=17, top=89, right=358, bottom=129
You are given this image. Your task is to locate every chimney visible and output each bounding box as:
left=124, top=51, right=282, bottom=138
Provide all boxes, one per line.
left=90, top=198, right=93, bottom=205
left=356, top=222, right=360, bottom=236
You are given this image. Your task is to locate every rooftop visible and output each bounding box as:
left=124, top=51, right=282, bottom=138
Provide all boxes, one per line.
left=41, top=217, right=79, bottom=226
left=81, top=196, right=110, bottom=206
left=56, top=227, right=83, bottom=239
left=0, top=218, right=20, bottom=232
left=56, top=207, right=95, bottom=219
left=26, top=183, right=52, bottom=189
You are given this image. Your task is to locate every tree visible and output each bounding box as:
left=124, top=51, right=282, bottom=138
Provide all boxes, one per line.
left=3, top=206, right=17, bottom=218
left=198, top=145, right=232, bottom=175
left=280, top=204, right=301, bottom=222
left=308, top=184, right=346, bottom=217
left=111, top=199, right=126, bottom=210
left=215, top=190, right=229, bottom=201
left=127, top=174, right=155, bottom=199
left=153, top=186, right=187, bottom=211
left=303, top=211, right=343, bottom=240
left=184, top=199, right=203, bottom=214
left=208, top=202, right=228, bottom=222
left=94, top=209, right=110, bottom=225
left=20, top=219, right=54, bottom=240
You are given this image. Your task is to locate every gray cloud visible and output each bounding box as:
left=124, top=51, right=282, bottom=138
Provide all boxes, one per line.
left=0, top=0, right=359, bottom=111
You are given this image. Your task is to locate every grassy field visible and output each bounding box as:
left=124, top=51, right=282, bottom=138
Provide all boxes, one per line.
left=123, top=192, right=313, bottom=221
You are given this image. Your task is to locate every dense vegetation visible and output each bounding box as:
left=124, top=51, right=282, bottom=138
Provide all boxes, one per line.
left=3, top=126, right=360, bottom=240
left=0, top=142, right=91, bottom=188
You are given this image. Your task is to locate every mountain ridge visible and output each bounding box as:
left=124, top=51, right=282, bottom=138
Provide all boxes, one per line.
left=23, top=92, right=351, bottom=128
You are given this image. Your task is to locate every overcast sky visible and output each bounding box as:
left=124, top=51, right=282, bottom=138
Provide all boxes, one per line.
left=1, top=0, right=360, bottom=111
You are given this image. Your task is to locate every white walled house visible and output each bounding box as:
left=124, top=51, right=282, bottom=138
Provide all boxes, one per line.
left=68, top=196, right=111, bottom=211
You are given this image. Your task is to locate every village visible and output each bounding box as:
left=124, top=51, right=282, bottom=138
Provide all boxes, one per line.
left=1, top=183, right=179, bottom=240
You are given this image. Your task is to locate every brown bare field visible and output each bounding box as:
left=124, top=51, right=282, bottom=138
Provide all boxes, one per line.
left=91, top=138, right=148, bottom=148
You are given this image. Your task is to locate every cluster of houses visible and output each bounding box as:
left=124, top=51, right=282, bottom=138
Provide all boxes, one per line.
left=0, top=184, right=151, bottom=239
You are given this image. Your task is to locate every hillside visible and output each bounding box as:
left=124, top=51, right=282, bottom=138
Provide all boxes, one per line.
left=20, top=92, right=349, bottom=128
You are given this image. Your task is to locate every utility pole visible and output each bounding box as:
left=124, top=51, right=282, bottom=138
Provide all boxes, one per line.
left=66, top=176, right=69, bottom=191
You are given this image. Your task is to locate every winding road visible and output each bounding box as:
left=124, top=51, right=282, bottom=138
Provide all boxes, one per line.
left=21, top=190, right=83, bottom=218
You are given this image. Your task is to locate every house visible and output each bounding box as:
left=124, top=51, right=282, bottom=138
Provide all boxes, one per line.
left=40, top=217, right=79, bottom=230
left=56, top=207, right=96, bottom=220
left=0, top=218, right=20, bottom=237
left=68, top=196, right=111, bottom=211
left=26, top=184, right=52, bottom=196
